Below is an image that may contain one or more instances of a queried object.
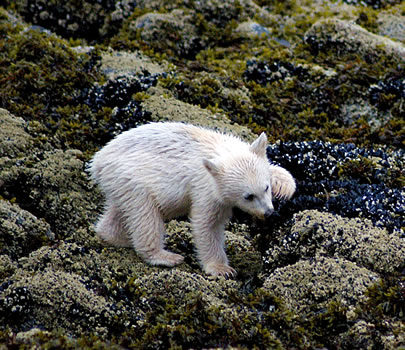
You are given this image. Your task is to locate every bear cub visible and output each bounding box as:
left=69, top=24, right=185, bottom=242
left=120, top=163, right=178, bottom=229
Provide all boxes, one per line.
left=89, top=122, right=295, bottom=276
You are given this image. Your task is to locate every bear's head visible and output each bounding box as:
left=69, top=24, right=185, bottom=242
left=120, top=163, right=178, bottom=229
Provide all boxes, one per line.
left=203, top=133, right=274, bottom=220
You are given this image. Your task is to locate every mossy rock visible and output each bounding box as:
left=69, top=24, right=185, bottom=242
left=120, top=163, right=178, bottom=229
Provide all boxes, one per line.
left=262, top=255, right=380, bottom=315
left=0, top=254, right=16, bottom=280
left=264, top=209, right=405, bottom=274
left=129, top=10, right=203, bottom=59
left=377, top=10, right=405, bottom=42
left=7, top=0, right=117, bottom=40
left=142, top=85, right=255, bottom=141
left=0, top=267, right=118, bottom=336
left=100, top=49, right=169, bottom=79
left=0, top=109, right=33, bottom=158
left=0, top=149, right=100, bottom=239
left=0, top=200, right=54, bottom=259
left=1, top=1, right=404, bottom=348
left=304, top=18, right=405, bottom=61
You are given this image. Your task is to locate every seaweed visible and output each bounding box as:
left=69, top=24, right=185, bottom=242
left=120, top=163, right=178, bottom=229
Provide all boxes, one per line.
left=362, top=274, right=405, bottom=321
left=119, top=285, right=307, bottom=349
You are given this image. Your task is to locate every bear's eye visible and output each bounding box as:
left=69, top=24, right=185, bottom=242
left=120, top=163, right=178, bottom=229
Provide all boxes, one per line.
left=265, top=185, right=269, bottom=192
left=244, top=193, right=255, bottom=201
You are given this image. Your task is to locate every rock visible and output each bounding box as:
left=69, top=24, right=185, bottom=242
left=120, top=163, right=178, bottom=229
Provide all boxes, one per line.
left=236, top=20, right=291, bottom=46
left=236, top=20, right=271, bottom=38
left=264, top=210, right=405, bottom=274
left=0, top=109, right=33, bottom=158
left=130, top=10, right=202, bottom=58
left=1, top=0, right=404, bottom=348
left=100, top=50, right=168, bottom=79
left=0, top=149, right=99, bottom=239
left=340, top=98, right=385, bottom=132
left=0, top=268, right=117, bottom=336
left=10, top=0, right=117, bottom=40
left=0, top=200, right=54, bottom=259
left=0, top=254, right=16, bottom=279
left=340, top=319, right=405, bottom=349
left=187, top=0, right=260, bottom=26
left=377, top=12, right=405, bottom=42
left=142, top=86, right=256, bottom=141
left=263, top=255, right=379, bottom=315
left=0, top=111, right=100, bottom=242
left=304, top=18, right=405, bottom=61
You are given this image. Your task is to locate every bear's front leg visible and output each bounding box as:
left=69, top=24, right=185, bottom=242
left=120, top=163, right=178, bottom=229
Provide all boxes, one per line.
left=191, top=202, right=235, bottom=277
left=269, top=165, right=296, bottom=200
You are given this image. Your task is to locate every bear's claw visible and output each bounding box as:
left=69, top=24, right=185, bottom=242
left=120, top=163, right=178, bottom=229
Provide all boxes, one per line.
left=204, top=263, right=236, bottom=278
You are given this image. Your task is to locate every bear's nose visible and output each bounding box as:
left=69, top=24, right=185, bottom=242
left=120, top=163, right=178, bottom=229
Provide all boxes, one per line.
left=264, top=208, right=274, bottom=219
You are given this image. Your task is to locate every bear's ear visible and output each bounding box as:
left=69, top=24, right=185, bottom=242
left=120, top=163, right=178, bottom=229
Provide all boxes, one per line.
left=203, top=158, right=221, bottom=177
left=250, top=132, right=267, bottom=157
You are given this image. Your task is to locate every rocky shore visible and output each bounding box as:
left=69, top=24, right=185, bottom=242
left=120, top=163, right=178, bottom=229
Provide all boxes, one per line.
left=0, top=0, right=404, bottom=348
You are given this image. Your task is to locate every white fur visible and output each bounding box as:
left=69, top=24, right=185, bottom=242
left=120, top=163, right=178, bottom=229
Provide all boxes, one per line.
left=89, top=122, right=295, bottom=276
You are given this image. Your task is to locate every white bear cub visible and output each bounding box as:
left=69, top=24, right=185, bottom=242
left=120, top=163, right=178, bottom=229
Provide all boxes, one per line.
left=89, top=122, right=295, bottom=276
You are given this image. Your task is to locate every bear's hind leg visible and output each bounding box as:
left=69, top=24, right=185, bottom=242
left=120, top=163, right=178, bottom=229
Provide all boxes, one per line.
left=123, top=194, right=184, bottom=267
left=96, top=203, right=132, bottom=247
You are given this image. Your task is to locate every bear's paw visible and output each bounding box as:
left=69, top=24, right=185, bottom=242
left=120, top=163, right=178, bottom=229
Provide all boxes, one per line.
left=204, top=263, right=236, bottom=278
left=147, top=250, right=184, bottom=267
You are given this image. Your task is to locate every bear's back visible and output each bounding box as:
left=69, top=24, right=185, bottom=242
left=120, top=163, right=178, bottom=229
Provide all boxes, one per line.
left=115, top=122, right=223, bottom=157
left=90, top=122, right=250, bottom=178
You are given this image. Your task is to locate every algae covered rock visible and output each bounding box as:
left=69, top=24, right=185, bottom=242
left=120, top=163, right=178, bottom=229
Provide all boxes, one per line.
left=377, top=12, right=405, bottom=42
left=263, top=209, right=405, bottom=274
left=142, top=86, right=255, bottom=141
left=8, top=0, right=118, bottom=40
left=0, top=108, right=33, bottom=158
left=0, top=200, right=54, bottom=259
left=0, top=149, right=99, bottom=239
left=263, top=255, right=379, bottom=315
left=100, top=49, right=168, bottom=79
left=0, top=267, right=118, bottom=336
left=0, top=254, right=16, bottom=279
left=304, top=18, right=405, bottom=60
left=131, top=9, right=203, bottom=58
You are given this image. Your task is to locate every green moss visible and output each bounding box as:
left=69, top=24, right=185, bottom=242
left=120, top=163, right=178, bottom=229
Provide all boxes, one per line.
left=108, top=8, right=167, bottom=59
left=229, top=288, right=308, bottom=348
left=109, top=4, right=246, bottom=63
left=132, top=91, right=151, bottom=103
left=53, top=104, right=114, bottom=156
